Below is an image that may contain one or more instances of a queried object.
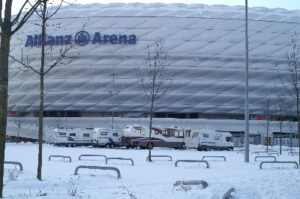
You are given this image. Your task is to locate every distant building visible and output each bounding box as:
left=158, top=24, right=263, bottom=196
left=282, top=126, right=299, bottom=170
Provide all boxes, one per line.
left=9, top=3, right=300, bottom=120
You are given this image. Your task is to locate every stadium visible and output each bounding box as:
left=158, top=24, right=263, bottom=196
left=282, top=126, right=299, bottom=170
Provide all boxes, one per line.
left=7, top=3, right=300, bottom=145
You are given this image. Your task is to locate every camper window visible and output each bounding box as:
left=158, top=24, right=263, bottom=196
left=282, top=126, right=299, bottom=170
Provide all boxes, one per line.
left=203, top=133, right=209, bottom=138
left=83, top=133, right=90, bottom=138
left=69, top=133, right=76, bottom=137
left=58, top=132, right=66, bottom=136
left=113, top=133, right=118, bottom=137
left=214, top=135, right=220, bottom=140
left=226, top=137, right=231, bottom=142
left=100, top=132, right=108, bottom=136
left=192, top=132, right=199, bottom=138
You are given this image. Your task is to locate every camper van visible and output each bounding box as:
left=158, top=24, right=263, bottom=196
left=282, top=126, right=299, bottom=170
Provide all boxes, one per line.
left=121, top=125, right=148, bottom=148
left=122, top=125, right=185, bottom=149
left=93, top=128, right=123, bottom=147
left=184, top=129, right=234, bottom=151
left=52, top=127, right=93, bottom=146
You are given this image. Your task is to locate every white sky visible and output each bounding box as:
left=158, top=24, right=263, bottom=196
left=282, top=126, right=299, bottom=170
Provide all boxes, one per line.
left=71, top=0, right=300, bottom=10
left=10, top=0, right=300, bottom=15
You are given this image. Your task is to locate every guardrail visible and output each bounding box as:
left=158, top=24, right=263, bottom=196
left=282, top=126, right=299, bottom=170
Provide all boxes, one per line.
left=175, top=160, right=209, bottom=168
left=259, top=161, right=299, bottom=169
left=146, top=155, right=173, bottom=161
left=254, top=156, right=277, bottom=161
left=106, top=157, right=134, bottom=166
left=78, top=154, right=107, bottom=161
left=268, top=151, right=279, bottom=156
left=48, top=155, right=72, bottom=162
left=4, top=161, right=23, bottom=171
left=222, top=187, right=236, bottom=199
left=202, top=156, right=226, bottom=162
left=74, top=165, right=121, bottom=178
left=251, top=151, right=278, bottom=156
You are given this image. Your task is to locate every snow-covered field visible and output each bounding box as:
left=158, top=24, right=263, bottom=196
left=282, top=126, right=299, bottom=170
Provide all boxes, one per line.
left=3, top=143, right=300, bottom=199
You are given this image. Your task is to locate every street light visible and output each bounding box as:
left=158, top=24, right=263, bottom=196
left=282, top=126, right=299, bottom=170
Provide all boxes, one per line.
left=244, top=0, right=250, bottom=162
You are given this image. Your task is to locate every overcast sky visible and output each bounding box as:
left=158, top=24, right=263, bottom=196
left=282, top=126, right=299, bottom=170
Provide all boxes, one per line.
left=11, top=0, right=300, bottom=15
left=72, top=0, right=300, bottom=10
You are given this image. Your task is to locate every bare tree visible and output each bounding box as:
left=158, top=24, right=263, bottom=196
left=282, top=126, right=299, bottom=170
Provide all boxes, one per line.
left=0, top=0, right=41, bottom=196
left=137, top=40, right=173, bottom=162
left=276, top=34, right=300, bottom=163
left=10, top=0, right=76, bottom=180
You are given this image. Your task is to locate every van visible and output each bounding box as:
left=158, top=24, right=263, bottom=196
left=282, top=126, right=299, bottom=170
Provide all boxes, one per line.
left=52, top=127, right=93, bottom=146
left=93, top=128, right=123, bottom=147
left=184, top=129, right=234, bottom=151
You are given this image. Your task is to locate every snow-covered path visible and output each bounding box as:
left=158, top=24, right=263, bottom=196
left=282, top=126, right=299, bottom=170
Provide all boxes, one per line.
left=4, top=143, right=300, bottom=199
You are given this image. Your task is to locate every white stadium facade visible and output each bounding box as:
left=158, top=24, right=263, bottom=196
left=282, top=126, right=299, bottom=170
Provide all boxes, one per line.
left=7, top=3, right=300, bottom=146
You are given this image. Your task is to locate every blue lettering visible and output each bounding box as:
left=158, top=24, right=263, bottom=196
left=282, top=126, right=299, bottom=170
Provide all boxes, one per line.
left=46, top=36, right=55, bottom=45
left=103, top=35, right=110, bottom=44
left=119, top=35, right=127, bottom=44
left=110, top=35, right=118, bottom=44
left=92, top=32, right=101, bottom=44
left=33, top=35, right=39, bottom=46
left=25, top=32, right=137, bottom=47
left=128, top=34, right=137, bottom=44
left=25, top=35, right=33, bottom=47
left=64, top=35, right=72, bottom=45
left=55, top=36, right=64, bottom=45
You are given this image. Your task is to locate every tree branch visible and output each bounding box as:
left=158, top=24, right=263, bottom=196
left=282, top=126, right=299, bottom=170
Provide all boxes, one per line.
left=44, top=43, right=74, bottom=75
left=11, top=0, right=29, bottom=26
left=46, top=0, right=63, bottom=20
left=9, top=54, right=40, bottom=75
left=11, top=0, right=41, bottom=35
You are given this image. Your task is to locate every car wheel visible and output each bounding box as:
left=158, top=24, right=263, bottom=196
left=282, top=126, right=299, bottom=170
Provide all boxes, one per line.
left=147, top=142, right=153, bottom=149
left=181, top=143, right=186, bottom=149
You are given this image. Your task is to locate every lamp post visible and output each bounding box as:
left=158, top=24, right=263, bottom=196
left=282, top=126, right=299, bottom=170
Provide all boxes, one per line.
left=244, top=0, right=250, bottom=162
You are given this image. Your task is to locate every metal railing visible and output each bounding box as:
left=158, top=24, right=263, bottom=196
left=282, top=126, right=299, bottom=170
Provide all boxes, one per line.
left=202, top=156, right=226, bottom=162
left=48, top=155, right=72, bottom=162
left=254, top=156, right=277, bottom=161
left=175, top=160, right=209, bottom=168
left=4, top=161, right=23, bottom=171
left=74, top=165, right=121, bottom=178
left=106, top=157, right=134, bottom=166
left=78, top=154, right=107, bottom=161
left=259, top=161, right=299, bottom=169
left=147, top=155, right=173, bottom=161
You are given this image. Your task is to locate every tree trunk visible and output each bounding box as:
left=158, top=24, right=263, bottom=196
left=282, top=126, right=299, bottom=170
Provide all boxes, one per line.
left=37, top=1, right=47, bottom=180
left=148, top=99, right=154, bottom=162
left=297, top=89, right=300, bottom=164
left=0, top=33, right=10, bottom=199
left=0, top=2, right=12, bottom=196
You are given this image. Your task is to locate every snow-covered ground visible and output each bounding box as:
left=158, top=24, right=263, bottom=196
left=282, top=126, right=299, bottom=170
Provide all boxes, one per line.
left=3, top=143, right=300, bottom=199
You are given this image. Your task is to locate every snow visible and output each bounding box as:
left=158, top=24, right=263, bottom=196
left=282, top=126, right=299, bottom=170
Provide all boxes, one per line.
left=4, top=143, right=300, bottom=199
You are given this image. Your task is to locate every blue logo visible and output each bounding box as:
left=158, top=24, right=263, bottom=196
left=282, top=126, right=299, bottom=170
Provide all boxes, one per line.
left=75, top=31, right=90, bottom=46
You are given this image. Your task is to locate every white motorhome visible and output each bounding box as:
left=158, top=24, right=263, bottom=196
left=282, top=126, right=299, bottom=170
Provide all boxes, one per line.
left=184, top=129, right=234, bottom=151
left=52, top=127, right=93, bottom=146
left=93, top=128, right=123, bottom=147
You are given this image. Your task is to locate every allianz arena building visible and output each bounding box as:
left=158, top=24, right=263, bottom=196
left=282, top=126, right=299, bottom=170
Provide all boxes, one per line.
left=7, top=3, right=300, bottom=143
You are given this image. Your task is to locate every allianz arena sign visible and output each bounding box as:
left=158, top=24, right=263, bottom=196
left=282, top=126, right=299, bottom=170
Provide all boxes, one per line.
left=25, top=31, right=137, bottom=47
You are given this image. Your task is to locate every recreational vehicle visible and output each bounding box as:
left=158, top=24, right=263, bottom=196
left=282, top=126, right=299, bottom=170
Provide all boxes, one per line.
left=121, top=125, right=148, bottom=148
left=122, top=125, right=185, bottom=149
left=184, top=129, right=234, bottom=151
left=52, top=127, right=93, bottom=146
left=93, top=128, right=123, bottom=147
